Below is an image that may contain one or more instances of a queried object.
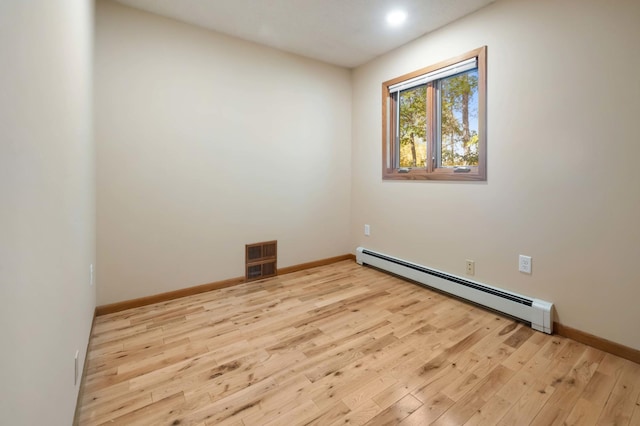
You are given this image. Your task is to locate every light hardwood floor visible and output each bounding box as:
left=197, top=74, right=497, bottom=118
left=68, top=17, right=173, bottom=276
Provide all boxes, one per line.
left=78, top=261, right=640, bottom=425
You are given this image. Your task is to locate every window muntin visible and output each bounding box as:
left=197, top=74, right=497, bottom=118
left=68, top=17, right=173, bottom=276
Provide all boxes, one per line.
left=383, top=47, right=486, bottom=181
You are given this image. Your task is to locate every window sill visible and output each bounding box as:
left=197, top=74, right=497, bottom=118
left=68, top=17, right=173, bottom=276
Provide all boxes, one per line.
left=382, top=167, right=486, bottom=181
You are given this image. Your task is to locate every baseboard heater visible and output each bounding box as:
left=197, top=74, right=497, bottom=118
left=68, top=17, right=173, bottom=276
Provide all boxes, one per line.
left=356, top=247, right=553, bottom=334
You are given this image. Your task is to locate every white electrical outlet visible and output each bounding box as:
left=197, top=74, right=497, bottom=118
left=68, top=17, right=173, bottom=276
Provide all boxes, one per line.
left=74, top=350, right=79, bottom=386
left=364, top=224, right=370, bottom=236
left=519, top=255, right=532, bottom=274
left=465, top=259, right=475, bottom=275
left=90, top=264, right=94, bottom=286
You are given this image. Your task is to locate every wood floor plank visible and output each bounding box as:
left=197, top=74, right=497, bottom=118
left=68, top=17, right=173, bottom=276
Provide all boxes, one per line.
left=529, top=346, right=605, bottom=426
left=364, top=394, right=423, bottom=426
left=399, top=392, right=455, bottom=425
left=630, top=395, right=640, bottom=426
left=430, top=390, right=487, bottom=426
left=79, top=390, right=153, bottom=425
left=77, top=260, right=640, bottom=425
left=495, top=382, right=555, bottom=426
left=100, top=391, right=186, bottom=426
left=596, top=358, right=640, bottom=425
left=341, top=373, right=398, bottom=410
left=462, top=394, right=512, bottom=426
left=297, top=401, right=351, bottom=426
left=327, top=398, right=380, bottom=426
left=563, top=372, right=616, bottom=426
left=234, top=373, right=314, bottom=425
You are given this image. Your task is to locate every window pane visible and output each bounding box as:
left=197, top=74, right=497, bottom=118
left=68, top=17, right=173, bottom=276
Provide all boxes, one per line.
left=438, top=69, right=479, bottom=167
left=398, top=85, right=427, bottom=168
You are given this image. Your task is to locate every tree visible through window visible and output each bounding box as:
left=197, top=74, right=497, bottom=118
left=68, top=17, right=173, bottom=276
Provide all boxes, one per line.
left=439, top=70, right=478, bottom=167
left=383, top=47, right=486, bottom=181
left=399, top=85, right=427, bottom=168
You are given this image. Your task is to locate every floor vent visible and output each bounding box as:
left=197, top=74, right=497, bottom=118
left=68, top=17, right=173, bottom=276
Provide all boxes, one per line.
left=356, top=247, right=553, bottom=334
left=245, top=240, right=277, bottom=281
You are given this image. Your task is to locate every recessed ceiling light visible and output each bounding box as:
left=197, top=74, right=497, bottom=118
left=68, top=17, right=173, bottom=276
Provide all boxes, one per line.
left=386, top=10, right=407, bottom=27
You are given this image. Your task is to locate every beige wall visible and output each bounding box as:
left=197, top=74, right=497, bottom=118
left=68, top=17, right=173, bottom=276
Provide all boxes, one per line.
left=0, top=1, right=95, bottom=424
left=95, top=1, right=352, bottom=305
left=351, top=0, right=640, bottom=349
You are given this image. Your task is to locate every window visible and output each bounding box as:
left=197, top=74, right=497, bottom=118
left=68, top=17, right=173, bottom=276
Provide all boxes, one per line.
left=382, top=46, right=487, bottom=181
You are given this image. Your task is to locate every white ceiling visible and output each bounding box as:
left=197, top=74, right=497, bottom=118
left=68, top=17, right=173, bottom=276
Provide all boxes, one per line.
left=114, top=0, right=496, bottom=68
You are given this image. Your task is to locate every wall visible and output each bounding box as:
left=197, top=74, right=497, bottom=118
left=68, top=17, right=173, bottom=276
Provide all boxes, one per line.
left=0, top=1, right=95, bottom=424
left=351, top=0, right=640, bottom=349
left=95, top=0, right=352, bottom=305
